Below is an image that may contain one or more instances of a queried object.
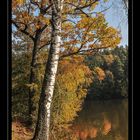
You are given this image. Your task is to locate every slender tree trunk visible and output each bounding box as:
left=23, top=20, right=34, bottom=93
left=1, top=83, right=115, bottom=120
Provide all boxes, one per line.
left=33, top=0, right=63, bottom=139
left=28, top=33, right=41, bottom=126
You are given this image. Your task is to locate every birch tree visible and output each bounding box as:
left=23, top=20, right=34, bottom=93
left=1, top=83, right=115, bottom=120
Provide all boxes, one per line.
left=32, top=0, right=120, bottom=140
left=33, top=0, right=64, bottom=139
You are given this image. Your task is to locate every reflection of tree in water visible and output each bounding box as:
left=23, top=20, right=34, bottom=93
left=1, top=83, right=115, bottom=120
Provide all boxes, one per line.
left=70, top=99, right=128, bottom=140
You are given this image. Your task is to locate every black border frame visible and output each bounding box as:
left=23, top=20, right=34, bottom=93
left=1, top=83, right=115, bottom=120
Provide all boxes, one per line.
left=0, top=0, right=133, bottom=139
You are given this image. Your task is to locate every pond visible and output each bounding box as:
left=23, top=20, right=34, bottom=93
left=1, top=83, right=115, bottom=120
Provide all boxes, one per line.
left=70, top=99, right=128, bottom=140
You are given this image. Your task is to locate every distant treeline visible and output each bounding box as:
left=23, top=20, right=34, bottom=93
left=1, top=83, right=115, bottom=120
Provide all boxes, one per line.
left=85, top=45, right=128, bottom=100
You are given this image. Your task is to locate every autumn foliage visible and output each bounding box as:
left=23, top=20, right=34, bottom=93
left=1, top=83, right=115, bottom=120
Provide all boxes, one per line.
left=12, top=0, right=123, bottom=139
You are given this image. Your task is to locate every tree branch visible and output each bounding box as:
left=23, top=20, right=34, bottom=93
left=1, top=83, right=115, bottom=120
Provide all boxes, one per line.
left=12, top=20, right=35, bottom=41
left=76, top=0, right=99, bottom=10
left=60, top=18, right=98, bottom=59
left=64, top=0, right=99, bottom=17
left=40, top=24, right=48, bottom=32
left=62, top=19, right=77, bottom=24
left=40, top=4, right=53, bottom=14
left=30, top=0, right=52, bottom=15
left=89, top=4, right=112, bottom=15
left=38, top=40, right=51, bottom=50
left=60, top=46, right=109, bottom=60
left=30, top=0, right=40, bottom=8
left=65, top=1, right=99, bottom=10
left=64, top=2, right=90, bottom=17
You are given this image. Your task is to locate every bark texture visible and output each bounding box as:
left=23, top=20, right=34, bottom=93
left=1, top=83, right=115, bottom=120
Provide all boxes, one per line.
left=33, top=0, right=63, bottom=139
left=28, top=32, right=41, bottom=126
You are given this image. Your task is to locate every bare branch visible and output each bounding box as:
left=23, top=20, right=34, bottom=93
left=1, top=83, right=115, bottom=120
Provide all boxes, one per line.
left=30, top=0, right=52, bottom=15
left=60, top=18, right=98, bottom=59
left=64, top=0, right=99, bottom=17
left=90, top=6, right=112, bottom=15
left=64, top=2, right=90, bottom=17
left=30, top=0, right=40, bottom=8
left=62, top=19, right=77, bottom=24
left=40, top=24, right=48, bottom=32
left=76, top=0, right=99, bottom=10
left=12, top=20, right=35, bottom=41
left=38, top=40, right=51, bottom=50
left=40, top=4, right=53, bottom=14
left=60, top=46, right=109, bottom=60
left=65, top=1, right=99, bottom=10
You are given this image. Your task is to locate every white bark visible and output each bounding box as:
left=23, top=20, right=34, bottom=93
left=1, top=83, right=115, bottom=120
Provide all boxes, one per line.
left=33, top=0, right=63, bottom=140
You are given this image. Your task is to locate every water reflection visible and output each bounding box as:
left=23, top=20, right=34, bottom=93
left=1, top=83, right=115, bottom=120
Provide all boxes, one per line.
left=70, top=99, right=128, bottom=140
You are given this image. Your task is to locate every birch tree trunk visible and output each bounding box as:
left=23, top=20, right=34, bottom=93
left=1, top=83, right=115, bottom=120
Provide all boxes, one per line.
left=33, top=0, right=63, bottom=139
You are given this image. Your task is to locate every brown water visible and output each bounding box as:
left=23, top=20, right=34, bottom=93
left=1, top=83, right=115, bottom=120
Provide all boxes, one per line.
left=70, top=99, right=128, bottom=140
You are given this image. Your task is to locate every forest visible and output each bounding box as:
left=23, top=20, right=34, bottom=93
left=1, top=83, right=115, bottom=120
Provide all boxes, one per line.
left=12, top=0, right=128, bottom=140
left=86, top=46, right=128, bottom=100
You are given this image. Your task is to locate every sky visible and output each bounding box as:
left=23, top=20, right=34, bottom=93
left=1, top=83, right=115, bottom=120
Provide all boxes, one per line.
left=95, top=0, right=128, bottom=46
left=13, top=0, right=128, bottom=46
left=32, top=0, right=128, bottom=47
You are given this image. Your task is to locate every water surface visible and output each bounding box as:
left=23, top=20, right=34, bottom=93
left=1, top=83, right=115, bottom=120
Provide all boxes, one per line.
left=71, top=99, right=128, bottom=140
